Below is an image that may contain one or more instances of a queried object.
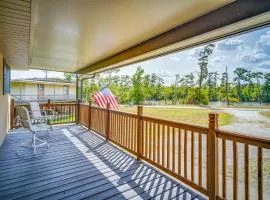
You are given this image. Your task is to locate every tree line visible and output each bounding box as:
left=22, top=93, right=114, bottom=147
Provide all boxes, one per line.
left=66, top=44, right=270, bottom=105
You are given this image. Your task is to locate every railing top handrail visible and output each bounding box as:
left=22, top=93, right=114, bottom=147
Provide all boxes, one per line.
left=142, top=115, right=209, bottom=134
left=109, top=109, right=138, bottom=118
left=216, top=129, right=270, bottom=149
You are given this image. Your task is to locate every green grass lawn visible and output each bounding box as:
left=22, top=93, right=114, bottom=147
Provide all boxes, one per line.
left=52, top=114, right=75, bottom=123
left=260, top=111, right=270, bottom=118
left=120, top=106, right=233, bottom=127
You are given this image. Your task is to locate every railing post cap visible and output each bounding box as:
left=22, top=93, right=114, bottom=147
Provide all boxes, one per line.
left=209, top=112, right=218, bottom=120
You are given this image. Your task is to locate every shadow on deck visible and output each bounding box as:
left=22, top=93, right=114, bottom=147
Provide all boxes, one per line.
left=0, top=125, right=205, bottom=200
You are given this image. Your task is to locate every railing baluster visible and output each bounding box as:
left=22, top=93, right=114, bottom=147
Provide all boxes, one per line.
left=233, top=142, right=238, bottom=200
left=140, top=119, right=143, bottom=154
left=133, top=117, right=136, bottom=151
left=69, top=104, right=71, bottom=123
left=216, top=138, right=219, bottom=195
left=157, top=124, right=160, bottom=165
left=258, top=147, right=263, bottom=200
left=162, top=124, right=165, bottom=167
left=191, top=131, right=194, bottom=181
left=145, top=121, right=149, bottom=158
left=198, top=133, right=202, bottom=186
left=135, top=116, right=138, bottom=152
left=167, top=126, right=170, bottom=169
left=172, top=127, right=175, bottom=173
left=127, top=116, right=130, bottom=149
left=114, top=113, right=117, bottom=142
left=124, top=116, right=127, bottom=146
left=184, top=129, right=187, bottom=178
left=150, top=121, right=153, bottom=160
left=73, top=104, right=75, bottom=122
left=124, top=115, right=126, bottom=145
left=244, top=144, right=249, bottom=200
left=153, top=123, right=156, bottom=162
left=121, top=115, right=123, bottom=144
left=178, top=128, right=181, bottom=176
left=118, top=114, right=121, bottom=143
left=222, top=139, right=227, bottom=199
left=133, top=117, right=135, bottom=151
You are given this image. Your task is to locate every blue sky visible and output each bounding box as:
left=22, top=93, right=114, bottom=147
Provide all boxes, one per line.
left=12, top=26, right=270, bottom=84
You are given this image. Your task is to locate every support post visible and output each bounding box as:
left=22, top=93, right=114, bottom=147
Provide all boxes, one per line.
left=47, top=99, right=51, bottom=109
left=10, top=98, right=14, bottom=130
left=80, top=79, right=84, bottom=103
left=88, top=99, right=92, bottom=130
left=208, top=113, right=218, bottom=200
left=105, top=102, right=110, bottom=140
left=76, top=100, right=80, bottom=124
left=75, top=74, right=80, bottom=124
left=136, top=105, right=143, bottom=160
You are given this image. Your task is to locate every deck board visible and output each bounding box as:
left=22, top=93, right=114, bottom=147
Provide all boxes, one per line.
left=0, top=125, right=205, bottom=200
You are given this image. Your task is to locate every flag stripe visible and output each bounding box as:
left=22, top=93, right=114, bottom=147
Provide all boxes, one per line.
left=93, top=87, right=119, bottom=110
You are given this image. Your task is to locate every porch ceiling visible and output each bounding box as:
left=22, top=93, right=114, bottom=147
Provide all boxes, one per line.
left=1, top=0, right=270, bottom=74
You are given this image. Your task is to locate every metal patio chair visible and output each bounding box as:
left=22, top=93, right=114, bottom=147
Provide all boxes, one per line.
left=17, top=106, right=50, bottom=154
left=29, top=102, right=55, bottom=130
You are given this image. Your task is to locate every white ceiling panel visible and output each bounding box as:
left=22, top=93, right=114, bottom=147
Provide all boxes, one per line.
left=28, top=0, right=231, bottom=72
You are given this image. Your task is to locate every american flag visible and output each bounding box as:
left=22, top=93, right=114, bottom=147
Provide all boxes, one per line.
left=93, top=87, right=119, bottom=110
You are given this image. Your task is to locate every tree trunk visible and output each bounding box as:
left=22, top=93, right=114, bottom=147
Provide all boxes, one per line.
left=257, top=79, right=261, bottom=106
left=225, top=66, right=229, bottom=106
left=237, top=80, right=241, bottom=102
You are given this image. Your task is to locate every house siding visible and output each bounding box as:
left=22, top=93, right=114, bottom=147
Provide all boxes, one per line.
left=11, top=82, right=76, bottom=102
left=0, top=53, right=10, bottom=145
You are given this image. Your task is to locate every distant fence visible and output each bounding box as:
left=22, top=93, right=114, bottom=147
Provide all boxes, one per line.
left=79, top=103, right=270, bottom=200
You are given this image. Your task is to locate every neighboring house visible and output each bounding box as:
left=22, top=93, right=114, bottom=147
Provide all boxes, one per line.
left=11, top=78, right=76, bottom=103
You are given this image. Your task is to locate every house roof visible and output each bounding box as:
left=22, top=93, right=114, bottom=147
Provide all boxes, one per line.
left=11, top=78, right=76, bottom=86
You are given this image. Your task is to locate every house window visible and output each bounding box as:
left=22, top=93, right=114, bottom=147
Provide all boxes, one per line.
left=37, top=84, right=44, bottom=95
left=3, top=59, right=11, bottom=94
left=63, top=85, right=69, bottom=95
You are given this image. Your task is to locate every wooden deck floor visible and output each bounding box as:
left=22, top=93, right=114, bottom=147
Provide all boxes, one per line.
left=0, top=125, right=205, bottom=200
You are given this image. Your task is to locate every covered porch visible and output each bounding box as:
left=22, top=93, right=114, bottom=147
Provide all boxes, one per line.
left=0, top=125, right=203, bottom=200
left=1, top=0, right=270, bottom=199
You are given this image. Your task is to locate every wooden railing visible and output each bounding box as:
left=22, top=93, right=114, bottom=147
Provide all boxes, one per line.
left=215, top=129, right=270, bottom=200
left=79, top=103, right=270, bottom=200
left=10, top=99, right=77, bottom=128
left=109, top=109, right=138, bottom=155
left=141, top=114, right=209, bottom=195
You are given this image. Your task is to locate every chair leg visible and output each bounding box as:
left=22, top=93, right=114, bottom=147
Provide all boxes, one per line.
left=33, top=133, right=37, bottom=154
left=17, top=132, right=48, bottom=155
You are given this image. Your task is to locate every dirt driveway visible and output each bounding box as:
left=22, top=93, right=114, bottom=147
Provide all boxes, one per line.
left=221, top=108, right=270, bottom=139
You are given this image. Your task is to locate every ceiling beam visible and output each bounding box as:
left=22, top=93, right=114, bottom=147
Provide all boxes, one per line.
left=77, top=0, right=270, bottom=74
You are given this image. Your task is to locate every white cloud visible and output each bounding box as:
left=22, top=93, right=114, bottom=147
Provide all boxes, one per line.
left=157, top=70, right=170, bottom=77
left=259, top=61, right=270, bottom=69
left=186, top=47, right=202, bottom=60
left=240, top=52, right=270, bottom=63
left=217, top=39, right=244, bottom=51
left=256, top=31, right=270, bottom=54
left=212, top=56, right=226, bottom=63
